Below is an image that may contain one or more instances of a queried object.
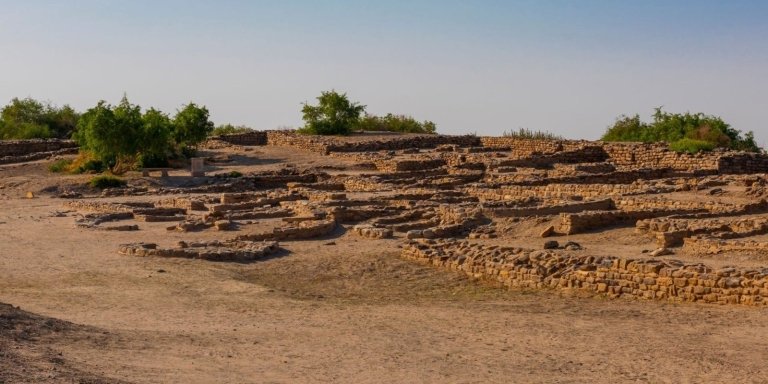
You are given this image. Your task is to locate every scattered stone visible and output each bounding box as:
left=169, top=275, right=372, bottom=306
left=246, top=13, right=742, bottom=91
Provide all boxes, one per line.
left=543, top=240, right=559, bottom=250
left=214, top=219, right=234, bottom=231
left=540, top=225, right=555, bottom=238
left=563, top=241, right=582, bottom=251
left=649, top=247, right=673, bottom=257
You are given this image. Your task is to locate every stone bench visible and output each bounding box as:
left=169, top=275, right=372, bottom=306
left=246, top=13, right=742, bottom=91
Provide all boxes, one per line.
left=141, top=168, right=172, bottom=177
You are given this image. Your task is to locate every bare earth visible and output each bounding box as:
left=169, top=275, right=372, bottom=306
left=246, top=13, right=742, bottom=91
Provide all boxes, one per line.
left=1, top=145, right=768, bottom=383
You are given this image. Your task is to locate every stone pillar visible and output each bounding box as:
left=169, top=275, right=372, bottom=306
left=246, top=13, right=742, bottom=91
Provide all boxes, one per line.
left=191, top=157, right=205, bottom=177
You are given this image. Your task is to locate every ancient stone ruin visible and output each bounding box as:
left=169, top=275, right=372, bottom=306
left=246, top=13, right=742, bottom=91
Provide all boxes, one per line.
left=47, top=131, right=768, bottom=305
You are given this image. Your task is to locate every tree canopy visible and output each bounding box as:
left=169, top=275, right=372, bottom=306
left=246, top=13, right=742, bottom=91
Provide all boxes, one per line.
left=299, top=90, right=438, bottom=135
left=300, top=90, right=366, bottom=135
left=601, top=108, right=759, bottom=153
left=0, top=97, right=79, bottom=139
left=73, top=96, right=213, bottom=171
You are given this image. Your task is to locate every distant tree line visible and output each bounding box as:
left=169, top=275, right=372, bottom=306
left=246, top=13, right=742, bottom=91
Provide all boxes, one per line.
left=0, top=96, right=215, bottom=173
left=0, top=97, right=79, bottom=140
left=602, top=108, right=759, bottom=153
left=299, top=90, right=437, bottom=135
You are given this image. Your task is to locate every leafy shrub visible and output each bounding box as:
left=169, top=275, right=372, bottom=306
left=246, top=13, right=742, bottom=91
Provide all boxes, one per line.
left=88, top=175, right=126, bottom=189
left=68, top=152, right=105, bottom=174
left=173, top=103, right=214, bottom=148
left=355, top=113, right=436, bottom=134
left=227, top=170, right=243, bottom=178
left=602, top=108, right=759, bottom=152
left=669, top=138, right=716, bottom=154
left=73, top=96, right=213, bottom=173
left=300, top=90, right=365, bottom=135
left=0, top=97, right=78, bottom=139
left=502, top=128, right=564, bottom=140
left=211, top=124, right=253, bottom=136
left=48, top=159, right=73, bottom=173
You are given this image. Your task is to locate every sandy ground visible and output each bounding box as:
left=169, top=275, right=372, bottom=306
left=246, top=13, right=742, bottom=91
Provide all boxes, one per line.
left=2, top=150, right=768, bottom=383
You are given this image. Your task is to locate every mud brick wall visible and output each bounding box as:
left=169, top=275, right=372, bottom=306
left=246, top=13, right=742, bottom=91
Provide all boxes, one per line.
left=637, top=216, right=768, bottom=248
left=118, top=241, right=280, bottom=261
left=603, top=143, right=722, bottom=171
left=615, top=198, right=730, bottom=212
left=215, top=131, right=268, bottom=146
left=683, top=236, right=768, bottom=255
left=155, top=197, right=207, bottom=211
left=265, top=131, right=331, bottom=153
left=236, top=219, right=336, bottom=241
left=486, top=168, right=695, bottom=187
left=718, top=153, right=768, bottom=174
left=403, top=240, right=768, bottom=305
left=489, top=145, right=609, bottom=168
left=324, top=135, right=480, bottom=153
left=558, top=208, right=710, bottom=235
left=374, top=158, right=446, bottom=172
left=464, top=183, right=680, bottom=201
left=343, top=177, right=390, bottom=192
left=263, top=131, right=480, bottom=154
left=478, top=137, right=591, bottom=156
left=64, top=201, right=153, bottom=213
left=0, top=139, right=78, bottom=157
left=484, top=198, right=615, bottom=218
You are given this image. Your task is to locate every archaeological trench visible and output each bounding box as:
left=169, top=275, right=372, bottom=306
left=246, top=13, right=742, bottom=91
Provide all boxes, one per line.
left=5, top=131, right=768, bottom=306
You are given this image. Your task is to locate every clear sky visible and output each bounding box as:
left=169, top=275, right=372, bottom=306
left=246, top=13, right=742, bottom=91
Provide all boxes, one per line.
left=1, top=0, right=767, bottom=146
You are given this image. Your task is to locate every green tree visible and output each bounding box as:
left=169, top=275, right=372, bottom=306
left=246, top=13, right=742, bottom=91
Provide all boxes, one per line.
left=0, top=98, right=52, bottom=139
left=73, top=96, right=144, bottom=170
left=0, top=97, right=80, bottom=139
left=138, top=108, right=173, bottom=167
left=73, top=101, right=121, bottom=166
left=300, top=90, right=365, bottom=135
left=173, top=103, right=214, bottom=149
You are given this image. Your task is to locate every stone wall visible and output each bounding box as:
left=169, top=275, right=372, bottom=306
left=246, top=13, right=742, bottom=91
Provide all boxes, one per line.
left=374, top=158, right=446, bottom=172
left=118, top=241, right=280, bottom=262
left=0, top=139, right=79, bottom=164
left=718, top=153, right=768, bottom=174
left=0, top=139, right=78, bottom=157
left=484, top=198, right=615, bottom=218
left=683, top=236, right=768, bottom=255
left=402, top=240, right=768, bottom=305
left=215, top=131, right=268, bottom=146
left=262, top=131, right=480, bottom=154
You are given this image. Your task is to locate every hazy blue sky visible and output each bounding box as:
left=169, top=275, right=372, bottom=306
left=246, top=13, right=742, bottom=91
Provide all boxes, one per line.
left=1, top=0, right=767, bottom=145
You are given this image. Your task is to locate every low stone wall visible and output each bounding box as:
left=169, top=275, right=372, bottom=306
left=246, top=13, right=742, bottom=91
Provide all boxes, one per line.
left=118, top=241, right=280, bottom=262
left=465, top=183, right=682, bottom=201
left=718, top=153, right=768, bottom=174
left=638, top=216, right=768, bottom=247
left=215, top=131, right=268, bottom=146
left=558, top=208, right=709, bottom=235
left=488, top=146, right=609, bottom=168
left=155, top=197, right=207, bottom=211
left=263, top=131, right=480, bottom=154
left=352, top=224, right=393, bottom=239
left=0, top=147, right=78, bottom=165
left=0, top=139, right=78, bottom=157
left=484, top=198, right=615, bottom=218
left=476, top=137, right=758, bottom=172
left=374, top=158, right=446, bottom=172
left=235, top=219, right=336, bottom=241
left=683, top=236, right=768, bottom=255
left=402, top=240, right=768, bottom=305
